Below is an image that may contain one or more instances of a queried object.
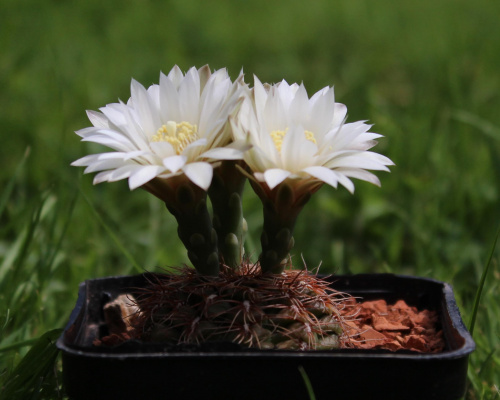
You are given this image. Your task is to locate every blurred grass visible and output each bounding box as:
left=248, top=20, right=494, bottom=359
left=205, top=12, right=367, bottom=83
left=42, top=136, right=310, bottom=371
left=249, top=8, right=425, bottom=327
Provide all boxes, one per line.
left=1, top=0, right=499, bottom=398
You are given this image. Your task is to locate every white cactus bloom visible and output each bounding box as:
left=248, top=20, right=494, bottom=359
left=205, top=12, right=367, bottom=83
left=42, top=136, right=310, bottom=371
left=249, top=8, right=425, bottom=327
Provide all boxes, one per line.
left=234, top=77, right=394, bottom=193
left=72, top=65, right=247, bottom=191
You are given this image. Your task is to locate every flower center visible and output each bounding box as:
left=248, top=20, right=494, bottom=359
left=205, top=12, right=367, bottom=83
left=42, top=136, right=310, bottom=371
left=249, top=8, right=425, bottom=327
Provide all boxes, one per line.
left=270, top=128, right=317, bottom=152
left=151, top=121, right=199, bottom=154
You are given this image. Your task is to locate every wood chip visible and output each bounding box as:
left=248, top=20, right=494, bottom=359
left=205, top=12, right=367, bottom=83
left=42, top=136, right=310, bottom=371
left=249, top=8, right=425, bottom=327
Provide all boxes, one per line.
left=342, top=299, right=444, bottom=353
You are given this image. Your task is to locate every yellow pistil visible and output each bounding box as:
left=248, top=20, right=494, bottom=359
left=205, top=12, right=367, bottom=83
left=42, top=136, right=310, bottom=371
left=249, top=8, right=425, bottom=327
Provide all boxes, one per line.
left=151, top=121, right=199, bottom=154
left=270, top=128, right=317, bottom=152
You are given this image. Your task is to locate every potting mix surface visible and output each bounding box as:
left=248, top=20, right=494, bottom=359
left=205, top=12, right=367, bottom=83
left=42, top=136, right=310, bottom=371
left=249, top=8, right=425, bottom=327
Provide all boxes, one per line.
left=341, top=298, right=445, bottom=352
left=96, top=295, right=445, bottom=353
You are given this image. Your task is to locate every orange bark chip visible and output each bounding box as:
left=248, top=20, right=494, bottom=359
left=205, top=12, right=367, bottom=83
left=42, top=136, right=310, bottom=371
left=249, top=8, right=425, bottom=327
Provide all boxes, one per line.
left=342, top=298, right=445, bottom=353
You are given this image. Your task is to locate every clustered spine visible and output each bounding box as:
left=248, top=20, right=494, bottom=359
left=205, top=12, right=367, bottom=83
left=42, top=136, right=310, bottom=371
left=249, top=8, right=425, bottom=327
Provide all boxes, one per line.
left=131, top=265, right=352, bottom=350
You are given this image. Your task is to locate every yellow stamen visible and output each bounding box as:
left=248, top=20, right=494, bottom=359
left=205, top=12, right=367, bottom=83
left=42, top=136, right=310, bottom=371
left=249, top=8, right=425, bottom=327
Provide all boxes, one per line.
left=151, top=121, right=199, bottom=154
left=304, top=130, right=317, bottom=145
left=270, top=128, right=317, bottom=152
left=270, top=129, right=288, bottom=152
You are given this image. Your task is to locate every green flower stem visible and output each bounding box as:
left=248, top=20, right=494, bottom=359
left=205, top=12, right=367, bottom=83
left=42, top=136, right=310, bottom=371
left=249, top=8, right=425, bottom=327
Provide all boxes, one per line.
left=208, top=160, right=247, bottom=269
left=250, top=180, right=317, bottom=274
left=143, top=177, right=219, bottom=276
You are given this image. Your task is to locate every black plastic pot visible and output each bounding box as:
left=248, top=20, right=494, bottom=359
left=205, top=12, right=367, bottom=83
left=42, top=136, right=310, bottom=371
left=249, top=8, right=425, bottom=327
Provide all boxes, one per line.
left=57, top=273, right=475, bottom=400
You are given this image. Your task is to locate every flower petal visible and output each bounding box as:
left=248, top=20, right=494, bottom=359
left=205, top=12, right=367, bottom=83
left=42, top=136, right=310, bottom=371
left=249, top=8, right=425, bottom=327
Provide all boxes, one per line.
left=86, top=110, right=109, bottom=128
left=200, top=147, right=244, bottom=160
left=163, top=155, right=186, bottom=173
left=130, top=79, right=160, bottom=136
left=263, top=168, right=292, bottom=189
left=149, top=141, right=176, bottom=158
left=198, top=65, right=212, bottom=91
left=168, top=65, right=184, bottom=88
left=302, top=166, right=339, bottom=188
left=281, top=125, right=318, bottom=170
left=71, top=154, right=100, bottom=167
left=93, top=170, right=114, bottom=185
left=109, top=164, right=142, bottom=182
left=289, top=84, right=310, bottom=126
left=159, top=71, right=181, bottom=122
left=264, top=87, right=287, bottom=132
left=178, top=67, right=200, bottom=123
left=82, top=133, right=136, bottom=152
left=84, top=158, right=129, bottom=173
left=326, top=151, right=393, bottom=171
left=128, top=165, right=166, bottom=190
left=331, top=103, right=347, bottom=128
left=182, top=162, right=213, bottom=190
left=337, top=174, right=355, bottom=193
left=338, top=168, right=381, bottom=186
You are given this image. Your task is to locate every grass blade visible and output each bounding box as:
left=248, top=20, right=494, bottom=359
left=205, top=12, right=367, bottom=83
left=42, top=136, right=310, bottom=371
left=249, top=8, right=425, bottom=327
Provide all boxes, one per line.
left=0, top=338, right=39, bottom=353
left=2, top=329, right=63, bottom=400
left=468, top=226, right=500, bottom=336
left=0, top=148, right=30, bottom=220
left=79, top=188, right=143, bottom=273
left=298, top=365, right=317, bottom=400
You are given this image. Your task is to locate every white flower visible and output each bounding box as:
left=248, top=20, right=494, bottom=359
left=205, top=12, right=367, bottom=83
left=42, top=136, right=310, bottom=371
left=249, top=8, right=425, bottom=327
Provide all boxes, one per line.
left=234, top=77, right=394, bottom=193
left=72, top=65, right=247, bottom=191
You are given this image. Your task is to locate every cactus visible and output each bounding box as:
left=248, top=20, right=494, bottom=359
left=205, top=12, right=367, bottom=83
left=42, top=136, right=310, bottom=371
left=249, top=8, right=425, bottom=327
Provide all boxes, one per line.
left=72, top=66, right=393, bottom=356
left=143, top=177, right=220, bottom=276
left=249, top=179, right=323, bottom=274
left=208, top=160, right=248, bottom=269
left=132, top=264, right=351, bottom=350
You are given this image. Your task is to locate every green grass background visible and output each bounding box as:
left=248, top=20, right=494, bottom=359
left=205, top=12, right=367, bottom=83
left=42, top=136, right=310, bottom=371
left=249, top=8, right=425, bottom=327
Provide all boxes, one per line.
left=1, top=0, right=499, bottom=398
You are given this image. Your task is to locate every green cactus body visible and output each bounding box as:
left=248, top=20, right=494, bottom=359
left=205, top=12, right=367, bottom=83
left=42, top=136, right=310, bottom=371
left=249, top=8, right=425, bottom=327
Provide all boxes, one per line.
left=208, top=160, right=247, bottom=269
left=143, top=176, right=219, bottom=276
left=249, top=179, right=322, bottom=274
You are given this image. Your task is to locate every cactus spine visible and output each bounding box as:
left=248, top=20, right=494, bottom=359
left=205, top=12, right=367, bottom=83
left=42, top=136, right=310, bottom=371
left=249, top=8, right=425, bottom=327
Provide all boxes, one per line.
left=133, top=266, right=350, bottom=350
